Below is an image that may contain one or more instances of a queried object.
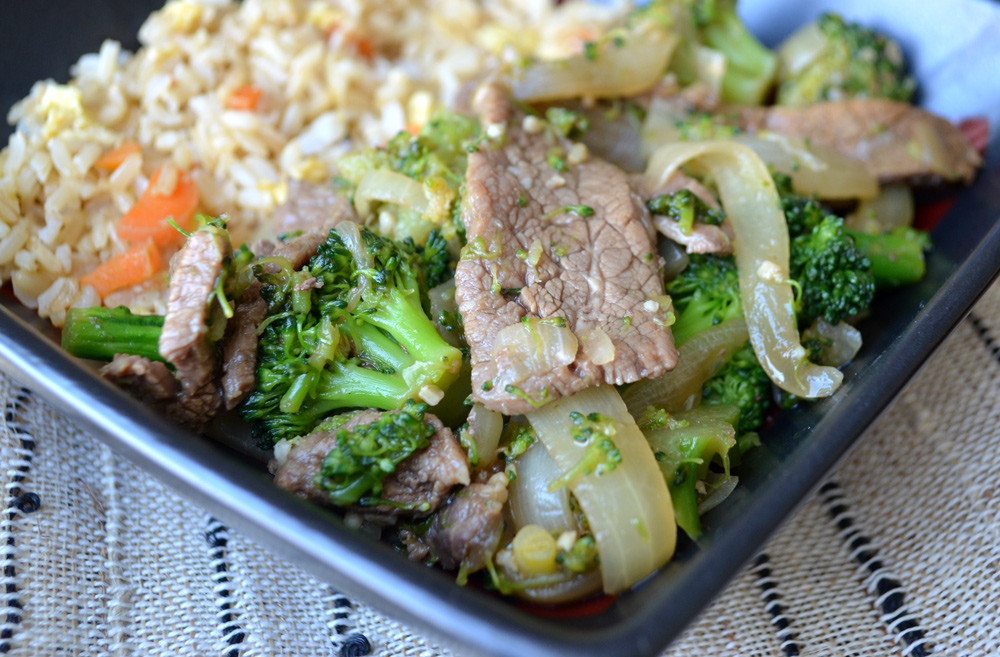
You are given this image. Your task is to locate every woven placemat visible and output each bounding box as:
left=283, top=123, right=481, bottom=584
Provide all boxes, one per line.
left=3, top=279, right=1000, bottom=656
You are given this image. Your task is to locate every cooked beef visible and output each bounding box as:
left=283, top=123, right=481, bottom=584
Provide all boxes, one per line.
left=272, top=230, right=329, bottom=270
left=159, top=230, right=230, bottom=424
left=630, top=172, right=733, bottom=256
left=271, top=410, right=470, bottom=523
left=426, top=472, right=508, bottom=572
left=101, top=354, right=178, bottom=403
left=732, top=99, right=982, bottom=185
left=219, top=281, right=267, bottom=410
left=455, top=85, right=679, bottom=415
left=273, top=179, right=357, bottom=236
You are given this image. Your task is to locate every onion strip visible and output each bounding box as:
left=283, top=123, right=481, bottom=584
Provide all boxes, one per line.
left=527, top=385, right=675, bottom=594
left=622, top=318, right=749, bottom=417
left=507, top=26, right=677, bottom=102
left=353, top=169, right=429, bottom=219
left=508, top=441, right=576, bottom=534
left=646, top=141, right=843, bottom=398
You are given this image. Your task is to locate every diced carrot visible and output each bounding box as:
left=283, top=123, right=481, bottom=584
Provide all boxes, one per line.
left=405, top=123, right=421, bottom=136
left=353, top=35, right=375, bottom=60
left=226, top=85, right=263, bottom=111
left=117, top=164, right=200, bottom=247
left=80, top=240, right=164, bottom=298
left=94, top=141, right=142, bottom=172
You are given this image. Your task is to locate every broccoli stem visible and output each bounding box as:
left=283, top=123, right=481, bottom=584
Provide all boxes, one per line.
left=669, top=462, right=702, bottom=540
left=700, top=4, right=777, bottom=105
left=314, top=360, right=416, bottom=410
left=61, top=306, right=165, bottom=363
left=845, top=229, right=927, bottom=288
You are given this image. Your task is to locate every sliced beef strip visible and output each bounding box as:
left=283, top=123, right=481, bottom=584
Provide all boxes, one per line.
left=426, top=472, right=508, bottom=572
left=731, top=99, right=982, bottom=186
left=455, top=86, right=679, bottom=415
left=219, top=281, right=267, bottom=410
left=273, top=179, right=358, bottom=236
left=158, top=230, right=230, bottom=424
left=101, top=354, right=178, bottom=403
left=272, top=410, right=470, bottom=523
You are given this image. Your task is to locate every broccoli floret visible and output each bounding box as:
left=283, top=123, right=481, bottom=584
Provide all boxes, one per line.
left=845, top=227, right=929, bottom=288
left=790, top=215, right=875, bottom=325
left=773, top=172, right=827, bottom=237
left=62, top=306, right=165, bottom=363
left=665, top=254, right=742, bottom=346
left=314, top=400, right=436, bottom=507
left=701, top=342, right=771, bottom=434
left=777, top=12, right=915, bottom=106
left=644, top=404, right=738, bottom=539
left=545, top=107, right=590, bottom=140
left=695, top=0, right=778, bottom=105
left=337, top=112, right=480, bottom=245
left=647, top=189, right=726, bottom=235
left=633, top=0, right=775, bottom=105
left=420, top=228, right=453, bottom=289
left=548, top=412, right=622, bottom=491
left=241, top=227, right=464, bottom=445
left=672, top=112, right=741, bottom=142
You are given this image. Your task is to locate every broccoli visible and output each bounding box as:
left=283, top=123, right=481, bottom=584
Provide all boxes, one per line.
left=314, top=400, right=436, bottom=507
left=644, top=404, right=738, bottom=539
left=772, top=172, right=827, bottom=238
left=420, top=228, right=453, bottom=289
left=772, top=173, right=876, bottom=324
left=337, top=111, right=480, bottom=244
left=632, top=0, right=776, bottom=105
left=548, top=412, right=622, bottom=491
left=701, top=341, right=772, bottom=434
left=845, top=227, right=929, bottom=288
left=62, top=216, right=252, bottom=362
left=62, top=306, right=165, bottom=363
left=647, top=189, right=726, bottom=235
left=672, top=112, right=741, bottom=142
left=790, top=215, right=875, bottom=325
left=665, top=254, right=742, bottom=347
left=776, top=11, right=916, bottom=106
left=695, top=0, right=778, bottom=105
left=241, top=227, right=464, bottom=445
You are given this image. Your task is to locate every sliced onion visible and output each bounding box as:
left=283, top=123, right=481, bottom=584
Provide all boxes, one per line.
left=492, top=320, right=578, bottom=390
left=508, top=26, right=677, bottom=102
left=732, top=134, right=879, bottom=201
left=622, top=318, right=748, bottom=418
left=465, top=403, right=503, bottom=470
left=428, top=279, right=463, bottom=348
left=509, top=441, right=576, bottom=534
left=514, top=570, right=603, bottom=604
left=777, top=21, right=827, bottom=78
left=353, top=169, right=429, bottom=219
left=698, top=475, right=739, bottom=514
left=847, top=183, right=914, bottom=233
left=803, top=319, right=862, bottom=367
left=577, top=326, right=615, bottom=365
left=646, top=141, right=844, bottom=399
left=527, top=385, right=675, bottom=594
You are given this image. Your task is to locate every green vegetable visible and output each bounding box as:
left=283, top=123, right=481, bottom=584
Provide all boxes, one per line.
left=315, top=400, right=435, bottom=506
left=701, top=341, right=772, bottom=435
left=555, top=535, right=599, bottom=574
left=644, top=404, right=738, bottom=540
left=696, top=0, right=778, bottom=105
left=777, top=12, right=915, bottom=106
left=665, top=254, right=743, bottom=347
left=420, top=229, right=453, bottom=288
left=789, top=215, right=875, bottom=325
left=61, top=306, right=165, bottom=363
left=241, top=227, right=463, bottom=445
left=647, top=189, right=725, bottom=235
left=845, top=227, right=929, bottom=288
left=548, top=412, right=622, bottom=491
left=62, top=216, right=251, bottom=362
left=773, top=172, right=826, bottom=238
left=545, top=107, right=590, bottom=140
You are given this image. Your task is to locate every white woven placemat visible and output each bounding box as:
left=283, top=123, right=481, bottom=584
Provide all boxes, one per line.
left=3, top=278, right=1000, bottom=657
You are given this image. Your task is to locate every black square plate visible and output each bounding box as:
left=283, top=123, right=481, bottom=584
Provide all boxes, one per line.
left=2, top=1, right=999, bottom=655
